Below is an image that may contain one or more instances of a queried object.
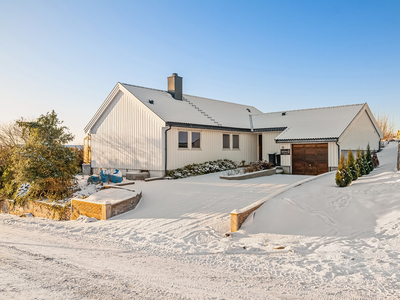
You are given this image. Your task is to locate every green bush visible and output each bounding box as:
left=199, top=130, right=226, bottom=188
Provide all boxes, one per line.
left=336, top=155, right=353, bottom=187
left=2, top=111, right=79, bottom=204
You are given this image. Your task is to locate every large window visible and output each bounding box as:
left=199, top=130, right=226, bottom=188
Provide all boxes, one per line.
left=233, top=135, right=239, bottom=149
left=223, top=134, right=230, bottom=149
left=178, top=131, right=188, bottom=148
left=192, top=132, right=201, bottom=149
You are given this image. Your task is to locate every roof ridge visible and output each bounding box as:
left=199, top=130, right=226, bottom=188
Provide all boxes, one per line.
left=183, top=93, right=258, bottom=109
left=120, top=82, right=167, bottom=93
left=251, top=103, right=365, bottom=116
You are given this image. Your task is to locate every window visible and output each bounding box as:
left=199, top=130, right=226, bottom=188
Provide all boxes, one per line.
left=192, top=132, right=201, bottom=149
left=178, top=131, right=188, bottom=148
left=233, top=135, right=239, bottom=149
left=223, top=134, right=230, bottom=149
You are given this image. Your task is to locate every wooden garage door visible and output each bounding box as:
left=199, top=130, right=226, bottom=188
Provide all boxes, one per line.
left=292, top=144, right=329, bottom=175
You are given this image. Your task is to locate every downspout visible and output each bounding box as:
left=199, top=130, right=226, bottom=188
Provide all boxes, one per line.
left=164, top=125, right=172, bottom=175
left=336, top=139, right=340, bottom=168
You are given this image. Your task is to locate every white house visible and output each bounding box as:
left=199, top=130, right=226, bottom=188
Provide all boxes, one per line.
left=84, top=73, right=383, bottom=177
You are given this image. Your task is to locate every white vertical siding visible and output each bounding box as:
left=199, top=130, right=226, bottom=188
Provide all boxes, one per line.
left=167, top=127, right=257, bottom=169
left=339, top=109, right=381, bottom=152
left=90, top=91, right=165, bottom=172
left=279, top=143, right=292, bottom=168
left=261, top=131, right=282, bottom=160
left=328, top=142, right=339, bottom=168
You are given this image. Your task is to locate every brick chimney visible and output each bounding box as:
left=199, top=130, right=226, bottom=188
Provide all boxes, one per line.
left=168, top=73, right=182, bottom=100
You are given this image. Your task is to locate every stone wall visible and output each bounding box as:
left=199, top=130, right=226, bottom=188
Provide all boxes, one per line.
left=230, top=203, right=264, bottom=232
left=71, top=192, right=142, bottom=220
left=0, top=199, right=71, bottom=220
left=110, top=192, right=142, bottom=218
left=1, top=191, right=142, bottom=221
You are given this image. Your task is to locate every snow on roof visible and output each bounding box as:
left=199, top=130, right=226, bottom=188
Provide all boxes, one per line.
left=251, top=103, right=366, bottom=141
left=121, top=83, right=262, bottom=129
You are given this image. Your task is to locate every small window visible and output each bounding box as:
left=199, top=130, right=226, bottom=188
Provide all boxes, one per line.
left=233, top=135, right=239, bottom=149
left=179, top=131, right=188, bottom=148
left=192, top=132, right=201, bottom=149
left=223, top=134, right=230, bottom=149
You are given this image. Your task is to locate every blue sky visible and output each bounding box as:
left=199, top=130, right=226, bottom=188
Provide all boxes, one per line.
left=1, top=0, right=399, bottom=144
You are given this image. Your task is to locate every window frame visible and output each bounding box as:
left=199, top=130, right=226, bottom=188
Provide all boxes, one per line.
left=191, top=132, right=201, bottom=149
left=232, top=134, right=240, bottom=149
left=178, top=131, right=189, bottom=149
left=223, top=134, right=230, bottom=150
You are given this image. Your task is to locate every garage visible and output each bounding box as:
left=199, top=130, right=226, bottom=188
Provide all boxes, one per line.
left=292, top=143, right=329, bottom=175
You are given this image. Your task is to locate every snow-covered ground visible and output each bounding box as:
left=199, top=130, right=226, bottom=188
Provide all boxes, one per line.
left=1, top=142, right=399, bottom=299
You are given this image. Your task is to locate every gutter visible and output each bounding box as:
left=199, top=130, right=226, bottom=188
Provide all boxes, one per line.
left=165, top=125, right=172, bottom=175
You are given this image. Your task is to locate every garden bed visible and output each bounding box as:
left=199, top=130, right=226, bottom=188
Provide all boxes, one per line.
left=220, top=168, right=276, bottom=180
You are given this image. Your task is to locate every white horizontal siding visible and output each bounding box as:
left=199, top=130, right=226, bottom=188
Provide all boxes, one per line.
left=339, top=109, right=381, bottom=152
left=167, top=127, right=257, bottom=169
left=90, top=91, right=165, bottom=172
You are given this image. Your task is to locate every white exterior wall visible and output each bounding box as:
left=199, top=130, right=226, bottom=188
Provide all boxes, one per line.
left=339, top=108, right=381, bottom=152
left=90, top=91, right=165, bottom=175
left=279, top=143, right=291, bottom=171
left=328, top=142, right=339, bottom=169
left=167, top=127, right=257, bottom=170
left=260, top=131, right=282, bottom=160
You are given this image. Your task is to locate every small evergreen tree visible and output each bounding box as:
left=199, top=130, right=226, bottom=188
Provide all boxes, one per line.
left=366, top=143, right=374, bottom=172
left=372, top=150, right=380, bottom=168
left=346, top=149, right=358, bottom=181
left=336, top=155, right=353, bottom=187
left=362, top=149, right=371, bottom=175
left=356, top=148, right=365, bottom=176
left=4, top=111, right=79, bottom=204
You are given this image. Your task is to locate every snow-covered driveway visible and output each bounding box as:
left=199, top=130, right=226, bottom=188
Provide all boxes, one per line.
left=115, top=172, right=310, bottom=232
left=1, top=143, right=399, bottom=299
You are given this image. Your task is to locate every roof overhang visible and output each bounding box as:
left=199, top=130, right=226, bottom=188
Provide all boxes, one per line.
left=275, top=138, right=339, bottom=143
left=165, top=122, right=252, bottom=132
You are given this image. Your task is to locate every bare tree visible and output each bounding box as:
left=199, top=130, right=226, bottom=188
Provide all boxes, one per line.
left=0, top=119, right=29, bottom=147
left=374, top=112, right=396, bottom=141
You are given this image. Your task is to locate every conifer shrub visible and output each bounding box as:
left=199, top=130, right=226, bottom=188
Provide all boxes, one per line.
left=372, top=150, right=380, bottom=168
left=335, top=155, right=353, bottom=187
left=346, top=149, right=358, bottom=181
left=366, top=143, right=374, bottom=172
left=356, top=149, right=365, bottom=177
left=362, top=149, right=371, bottom=175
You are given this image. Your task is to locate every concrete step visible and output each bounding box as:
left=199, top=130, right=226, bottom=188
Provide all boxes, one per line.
left=126, top=172, right=150, bottom=181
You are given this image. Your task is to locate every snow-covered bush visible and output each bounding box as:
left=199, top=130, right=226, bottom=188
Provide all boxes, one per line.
left=335, top=155, right=353, bottom=187
left=166, top=159, right=237, bottom=179
left=243, top=160, right=273, bottom=174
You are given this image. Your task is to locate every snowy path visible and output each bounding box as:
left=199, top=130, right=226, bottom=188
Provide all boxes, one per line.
left=1, top=143, right=400, bottom=299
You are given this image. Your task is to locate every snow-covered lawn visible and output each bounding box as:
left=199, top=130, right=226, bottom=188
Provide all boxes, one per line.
left=1, top=142, right=399, bottom=299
